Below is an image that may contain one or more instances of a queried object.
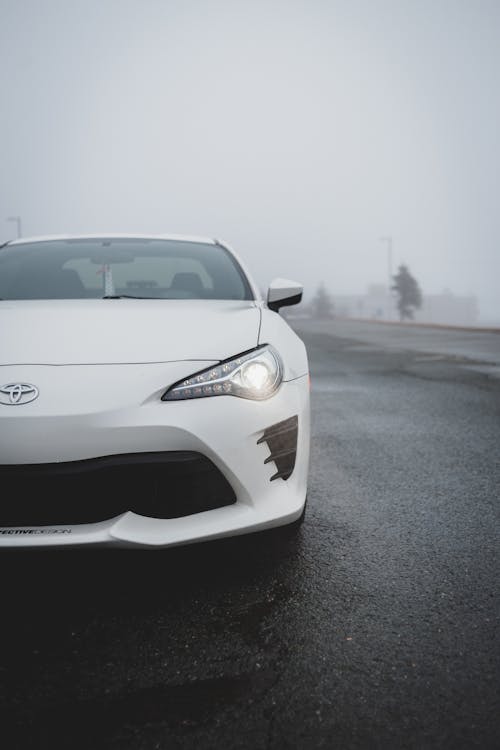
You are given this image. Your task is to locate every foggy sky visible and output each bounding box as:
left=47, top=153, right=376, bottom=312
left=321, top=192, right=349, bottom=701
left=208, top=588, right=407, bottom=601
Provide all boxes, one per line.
left=1, top=0, right=499, bottom=319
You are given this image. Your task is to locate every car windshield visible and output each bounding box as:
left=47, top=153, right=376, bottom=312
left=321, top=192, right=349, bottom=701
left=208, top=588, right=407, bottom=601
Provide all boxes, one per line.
left=0, top=238, right=253, bottom=301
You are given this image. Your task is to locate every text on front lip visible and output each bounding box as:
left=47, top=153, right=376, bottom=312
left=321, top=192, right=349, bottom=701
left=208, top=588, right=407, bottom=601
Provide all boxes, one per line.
left=0, top=528, right=72, bottom=535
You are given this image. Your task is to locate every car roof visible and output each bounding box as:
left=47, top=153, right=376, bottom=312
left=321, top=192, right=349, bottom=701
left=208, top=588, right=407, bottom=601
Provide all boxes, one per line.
left=6, top=233, right=217, bottom=246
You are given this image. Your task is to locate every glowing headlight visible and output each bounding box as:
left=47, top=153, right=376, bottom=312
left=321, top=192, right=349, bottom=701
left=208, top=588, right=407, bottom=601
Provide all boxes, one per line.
left=162, top=346, right=283, bottom=401
left=241, top=361, right=271, bottom=391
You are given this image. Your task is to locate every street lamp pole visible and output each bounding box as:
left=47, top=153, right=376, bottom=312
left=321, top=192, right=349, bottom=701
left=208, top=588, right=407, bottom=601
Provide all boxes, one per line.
left=7, top=215, right=23, bottom=238
left=379, top=236, right=393, bottom=320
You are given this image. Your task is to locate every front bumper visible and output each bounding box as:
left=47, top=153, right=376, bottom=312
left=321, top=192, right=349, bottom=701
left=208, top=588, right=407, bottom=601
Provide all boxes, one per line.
left=0, top=362, right=309, bottom=548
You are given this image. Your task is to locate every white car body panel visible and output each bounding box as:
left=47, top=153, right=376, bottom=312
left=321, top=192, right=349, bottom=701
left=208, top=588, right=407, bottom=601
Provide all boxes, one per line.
left=0, top=235, right=310, bottom=548
left=0, top=299, right=260, bottom=365
left=258, top=304, right=309, bottom=380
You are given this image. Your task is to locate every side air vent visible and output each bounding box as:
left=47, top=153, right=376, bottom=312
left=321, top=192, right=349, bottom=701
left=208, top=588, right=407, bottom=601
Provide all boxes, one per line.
left=257, top=415, right=298, bottom=481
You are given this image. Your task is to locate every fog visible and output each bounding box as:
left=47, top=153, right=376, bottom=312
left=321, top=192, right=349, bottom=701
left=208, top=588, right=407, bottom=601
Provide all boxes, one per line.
left=1, top=0, right=499, bottom=321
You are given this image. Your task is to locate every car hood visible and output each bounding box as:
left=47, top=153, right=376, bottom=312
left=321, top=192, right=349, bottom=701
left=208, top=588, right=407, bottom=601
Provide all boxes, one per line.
left=0, top=299, right=261, bottom=365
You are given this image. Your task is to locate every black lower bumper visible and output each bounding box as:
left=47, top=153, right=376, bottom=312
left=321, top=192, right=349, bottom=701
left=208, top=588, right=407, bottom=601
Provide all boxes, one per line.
left=0, top=452, right=236, bottom=526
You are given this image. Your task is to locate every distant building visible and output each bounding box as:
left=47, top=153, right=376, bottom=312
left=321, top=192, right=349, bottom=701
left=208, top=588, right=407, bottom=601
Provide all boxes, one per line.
left=414, top=290, right=479, bottom=326
left=333, top=284, right=391, bottom=321
left=332, top=285, right=479, bottom=326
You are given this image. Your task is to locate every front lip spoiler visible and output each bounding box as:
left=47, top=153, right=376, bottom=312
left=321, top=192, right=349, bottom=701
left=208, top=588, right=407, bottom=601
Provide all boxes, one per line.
left=0, top=528, right=73, bottom=536
left=0, top=490, right=306, bottom=549
left=0, top=516, right=120, bottom=548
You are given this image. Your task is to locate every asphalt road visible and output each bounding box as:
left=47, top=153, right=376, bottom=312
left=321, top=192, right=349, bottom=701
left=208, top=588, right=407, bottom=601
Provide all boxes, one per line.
left=1, top=320, right=499, bottom=749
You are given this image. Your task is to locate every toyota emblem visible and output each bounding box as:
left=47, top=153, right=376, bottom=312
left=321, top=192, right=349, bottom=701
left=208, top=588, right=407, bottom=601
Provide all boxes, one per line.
left=0, top=383, right=39, bottom=405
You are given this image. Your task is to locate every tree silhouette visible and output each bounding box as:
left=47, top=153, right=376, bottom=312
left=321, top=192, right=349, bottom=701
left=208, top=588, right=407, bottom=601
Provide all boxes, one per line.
left=310, top=283, right=334, bottom=319
left=391, top=264, right=422, bottom=320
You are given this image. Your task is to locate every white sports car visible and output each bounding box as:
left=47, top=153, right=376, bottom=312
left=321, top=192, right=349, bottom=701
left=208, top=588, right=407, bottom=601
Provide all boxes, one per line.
left=0, top=235, right=310, bottom=548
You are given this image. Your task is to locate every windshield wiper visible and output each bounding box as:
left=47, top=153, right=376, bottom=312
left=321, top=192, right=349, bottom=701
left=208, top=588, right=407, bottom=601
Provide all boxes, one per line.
left=102, top=294, right=152, bottom=299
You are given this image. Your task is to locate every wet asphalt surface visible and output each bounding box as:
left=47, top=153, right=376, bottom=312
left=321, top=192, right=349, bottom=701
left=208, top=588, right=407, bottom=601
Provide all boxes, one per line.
left=1, top=324, right=499, bottom=749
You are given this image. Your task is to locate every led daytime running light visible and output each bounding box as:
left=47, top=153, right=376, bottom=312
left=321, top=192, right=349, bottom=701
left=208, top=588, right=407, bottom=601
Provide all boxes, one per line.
left=162, top=346, right=282, bottom=401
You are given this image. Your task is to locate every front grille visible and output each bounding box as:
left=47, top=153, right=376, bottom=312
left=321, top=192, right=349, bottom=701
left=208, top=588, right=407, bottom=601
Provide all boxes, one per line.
left=258, top=415, right=298, bottom=481
left=0, top=452, right=236, bottom=527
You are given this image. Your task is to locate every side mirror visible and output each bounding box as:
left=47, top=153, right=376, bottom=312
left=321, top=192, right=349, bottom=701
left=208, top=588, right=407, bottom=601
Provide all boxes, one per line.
left=267, top=278, right=303, bottom=313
